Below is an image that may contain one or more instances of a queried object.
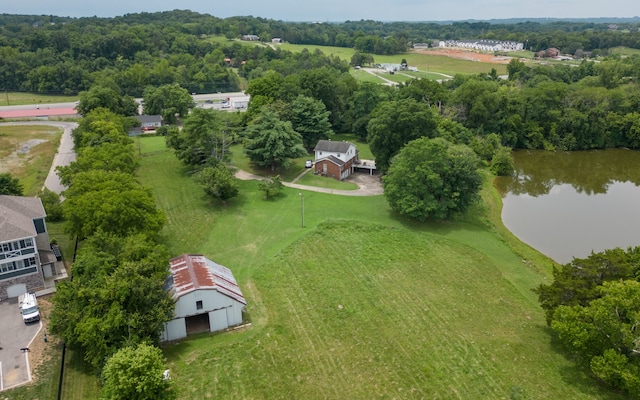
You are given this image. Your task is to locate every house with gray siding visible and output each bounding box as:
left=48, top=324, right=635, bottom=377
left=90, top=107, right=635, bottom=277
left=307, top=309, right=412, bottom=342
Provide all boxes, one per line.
left=0, top=195, right=55, bottom=298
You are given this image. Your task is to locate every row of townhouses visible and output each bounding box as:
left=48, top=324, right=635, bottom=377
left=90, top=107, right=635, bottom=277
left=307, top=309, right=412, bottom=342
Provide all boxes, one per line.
left=438, top=39, right=524, bottom=52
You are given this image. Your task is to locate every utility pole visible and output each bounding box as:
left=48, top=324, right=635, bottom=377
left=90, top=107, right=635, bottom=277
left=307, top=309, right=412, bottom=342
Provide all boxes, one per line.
left=299, top=193, right=305, bottom=228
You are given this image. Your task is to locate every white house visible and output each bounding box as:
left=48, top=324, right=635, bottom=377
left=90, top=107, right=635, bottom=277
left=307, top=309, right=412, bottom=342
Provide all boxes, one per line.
left=313, top=140, right=359, bottom=180
left=0, top=195, right=58, bottom=299
left=161, top=254, right=246, bottom=342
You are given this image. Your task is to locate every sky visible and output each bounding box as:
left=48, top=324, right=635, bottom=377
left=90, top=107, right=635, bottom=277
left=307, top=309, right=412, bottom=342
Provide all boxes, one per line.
left=1, top=0, right=637, bottom=22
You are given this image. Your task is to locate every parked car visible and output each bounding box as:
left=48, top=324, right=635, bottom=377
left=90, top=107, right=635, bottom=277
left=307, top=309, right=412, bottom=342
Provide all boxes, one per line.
left=18, top=293, right=40, bottom=323
left=305, top=160, right=313, bottom=168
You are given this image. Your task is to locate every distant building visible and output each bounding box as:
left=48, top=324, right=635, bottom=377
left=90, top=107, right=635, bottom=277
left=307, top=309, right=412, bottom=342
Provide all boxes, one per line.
left=241, top=34, right=260, bottom=41
left=271, top=38, right=283, bottom=43
left=440, top=39, right=524, bottom=52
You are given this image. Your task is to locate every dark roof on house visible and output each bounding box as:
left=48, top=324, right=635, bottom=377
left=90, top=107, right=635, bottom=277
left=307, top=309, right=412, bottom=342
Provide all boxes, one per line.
left=0, top=196, right=46, bottom=243
left=314, top=140, right=355, bottom=153
left=135, top=115, right=162, bottom=124
left=168, top=254, right=246, bottom=305
left=318, top=155, right=345, bottom=167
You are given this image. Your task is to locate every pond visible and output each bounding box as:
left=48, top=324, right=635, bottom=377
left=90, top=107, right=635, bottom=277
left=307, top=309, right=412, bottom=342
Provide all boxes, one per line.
left=494, top=149, right=640, bottom=265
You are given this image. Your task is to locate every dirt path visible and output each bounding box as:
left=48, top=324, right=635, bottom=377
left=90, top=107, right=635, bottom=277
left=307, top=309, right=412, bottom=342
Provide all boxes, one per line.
left=235, top=169, right=383, bottom=196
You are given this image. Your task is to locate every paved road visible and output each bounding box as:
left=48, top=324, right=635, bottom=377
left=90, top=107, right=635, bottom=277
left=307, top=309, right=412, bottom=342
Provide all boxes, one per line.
left=0, top=121, right=77, bottom=194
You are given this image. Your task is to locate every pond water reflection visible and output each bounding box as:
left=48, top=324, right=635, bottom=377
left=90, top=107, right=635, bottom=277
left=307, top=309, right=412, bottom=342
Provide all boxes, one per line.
left=494, top=149, right=640, bottom=264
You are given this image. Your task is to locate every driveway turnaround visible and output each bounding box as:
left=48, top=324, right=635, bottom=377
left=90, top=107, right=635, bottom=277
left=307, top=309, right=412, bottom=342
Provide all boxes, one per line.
left=0, top=298, right=42, bottom=391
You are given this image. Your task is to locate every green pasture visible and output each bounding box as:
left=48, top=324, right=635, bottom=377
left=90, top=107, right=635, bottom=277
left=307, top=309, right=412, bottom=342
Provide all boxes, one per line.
left=277, top=42, right=356, bottom=60
left=134, top=140, right=619, bottom=399
left=609, top=46, right=640, bottom=56
left=275, top=42, right=507, bottom=76
left=0, top=92, right=78, bottom=106
left=51, top=137, right=625, bottom=399
left=349, top=68, right=388, bottom=83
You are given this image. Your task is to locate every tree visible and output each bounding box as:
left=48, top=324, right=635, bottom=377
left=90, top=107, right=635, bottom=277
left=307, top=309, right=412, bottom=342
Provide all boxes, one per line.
left=143, top=83, right=194, bottom=124
left=77, top=85, right=138, bottom=116
left=367, top=98, right=438, bottom=174
left=0, top=172, right=23, bottom=195
left=288, top=95, right=333, bottom=150
left=350, top=82, right=391, bottom=139
left=258, top=175, right=284, bottom=200
left=195, top=165, right=239, bottom=203
left=62, top=171, right=165, bottom=239
left=38, top=188, right=63, bottom=221
left=244, top=109, right=307, bottom=171
left=552, top=280, right=640, bottom=397
left=102, top=344, right=175, bottom=400
left=166, top=108, right=229, bottom=167
left=534, top=247, right=640, bottom=325
left=56, top=142, right=138, bottom=186
left=49, top=232, right=173, bottom=369
left=490, top=146, right=515, bottom=176
left=72, top=108, right=136, bottom=149
left=383, top=137, right=482, bottom=221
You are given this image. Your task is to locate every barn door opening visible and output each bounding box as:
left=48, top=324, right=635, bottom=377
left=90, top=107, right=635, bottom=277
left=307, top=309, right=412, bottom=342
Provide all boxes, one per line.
left=185, top=313, right=210, bottom=335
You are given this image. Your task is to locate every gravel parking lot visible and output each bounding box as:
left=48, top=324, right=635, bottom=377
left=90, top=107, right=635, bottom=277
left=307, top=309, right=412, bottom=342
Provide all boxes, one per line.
left=0, top=297, right=42, bottom=390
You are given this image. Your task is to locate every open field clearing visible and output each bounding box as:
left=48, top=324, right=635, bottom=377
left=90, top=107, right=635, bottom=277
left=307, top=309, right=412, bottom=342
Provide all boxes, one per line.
left=129, top=142, right=623, bottom=399
left=275, top=42, right=507, bottom=76
left=0, top=124, right=61, bottom=195
left=609, top=46, right=640, bottom=56
left=0, top=92, right=78, bottom=106
left=163, top=220, right=623, bottom=399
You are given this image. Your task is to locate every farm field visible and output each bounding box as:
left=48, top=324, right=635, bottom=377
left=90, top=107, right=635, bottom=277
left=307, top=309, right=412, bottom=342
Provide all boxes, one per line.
left=132, top=139, right=622, bottom=400
left=274, top=42, right=508, bottom=76
left=0, top=124, right=62, bottom=195
left=0, top=92, right=78, bottom=106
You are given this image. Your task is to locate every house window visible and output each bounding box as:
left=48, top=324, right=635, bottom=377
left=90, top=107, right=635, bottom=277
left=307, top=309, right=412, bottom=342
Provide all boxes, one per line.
left=196, top=300, right=203, bottom=310
left=34, top=218, right=46, bottom=234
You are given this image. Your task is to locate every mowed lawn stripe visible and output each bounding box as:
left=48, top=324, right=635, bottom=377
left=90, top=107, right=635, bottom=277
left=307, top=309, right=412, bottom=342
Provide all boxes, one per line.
left=163, top=221, right=614, bottom=399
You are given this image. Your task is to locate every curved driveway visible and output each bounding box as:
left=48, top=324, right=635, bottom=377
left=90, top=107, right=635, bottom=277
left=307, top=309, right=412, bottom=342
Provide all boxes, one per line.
left=235, top=169, right=383, bottom=196
left=0, top=121, right=77, bottom=195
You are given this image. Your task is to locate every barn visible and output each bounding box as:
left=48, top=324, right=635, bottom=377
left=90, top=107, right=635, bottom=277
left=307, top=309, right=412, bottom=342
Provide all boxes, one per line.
left=161, top=254, right=246, bottom=342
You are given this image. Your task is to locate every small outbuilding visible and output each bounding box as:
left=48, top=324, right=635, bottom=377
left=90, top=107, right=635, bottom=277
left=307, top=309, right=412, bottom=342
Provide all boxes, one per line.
left=161, top=254, right=246, bottom=342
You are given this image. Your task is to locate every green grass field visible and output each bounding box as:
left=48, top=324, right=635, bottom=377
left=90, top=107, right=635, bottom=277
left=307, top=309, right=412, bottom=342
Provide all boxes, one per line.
left=47, top=136, right=627, bottom=399
left=274, top=42, right=507, bottom=76
left=0, top=92, right=78, bottom=107
left=131, top=139, right=623, bottom=399
left=609, top=46, right=640, bottom=56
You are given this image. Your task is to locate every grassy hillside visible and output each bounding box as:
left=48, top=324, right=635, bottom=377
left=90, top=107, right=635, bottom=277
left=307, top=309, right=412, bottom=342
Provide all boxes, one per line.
left=164, top=221, right=621, bottom=399
left=134, top=139, right=623, bottom=399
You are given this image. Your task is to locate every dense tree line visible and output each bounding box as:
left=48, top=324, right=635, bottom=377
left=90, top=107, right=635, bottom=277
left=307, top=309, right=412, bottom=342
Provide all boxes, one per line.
left=49, top=108, right=173, bottom=398
left=534, top=248, right=640, bottom=398
left=1, top=11, right=640, bottom=95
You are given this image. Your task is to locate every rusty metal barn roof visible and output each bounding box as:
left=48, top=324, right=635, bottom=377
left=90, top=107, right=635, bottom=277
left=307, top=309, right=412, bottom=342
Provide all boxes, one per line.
left=168, top=254, right=246, bottom=305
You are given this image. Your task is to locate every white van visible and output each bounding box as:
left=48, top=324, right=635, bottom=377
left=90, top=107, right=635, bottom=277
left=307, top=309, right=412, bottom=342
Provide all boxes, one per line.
left=18, top=293, right=40, bottom=323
